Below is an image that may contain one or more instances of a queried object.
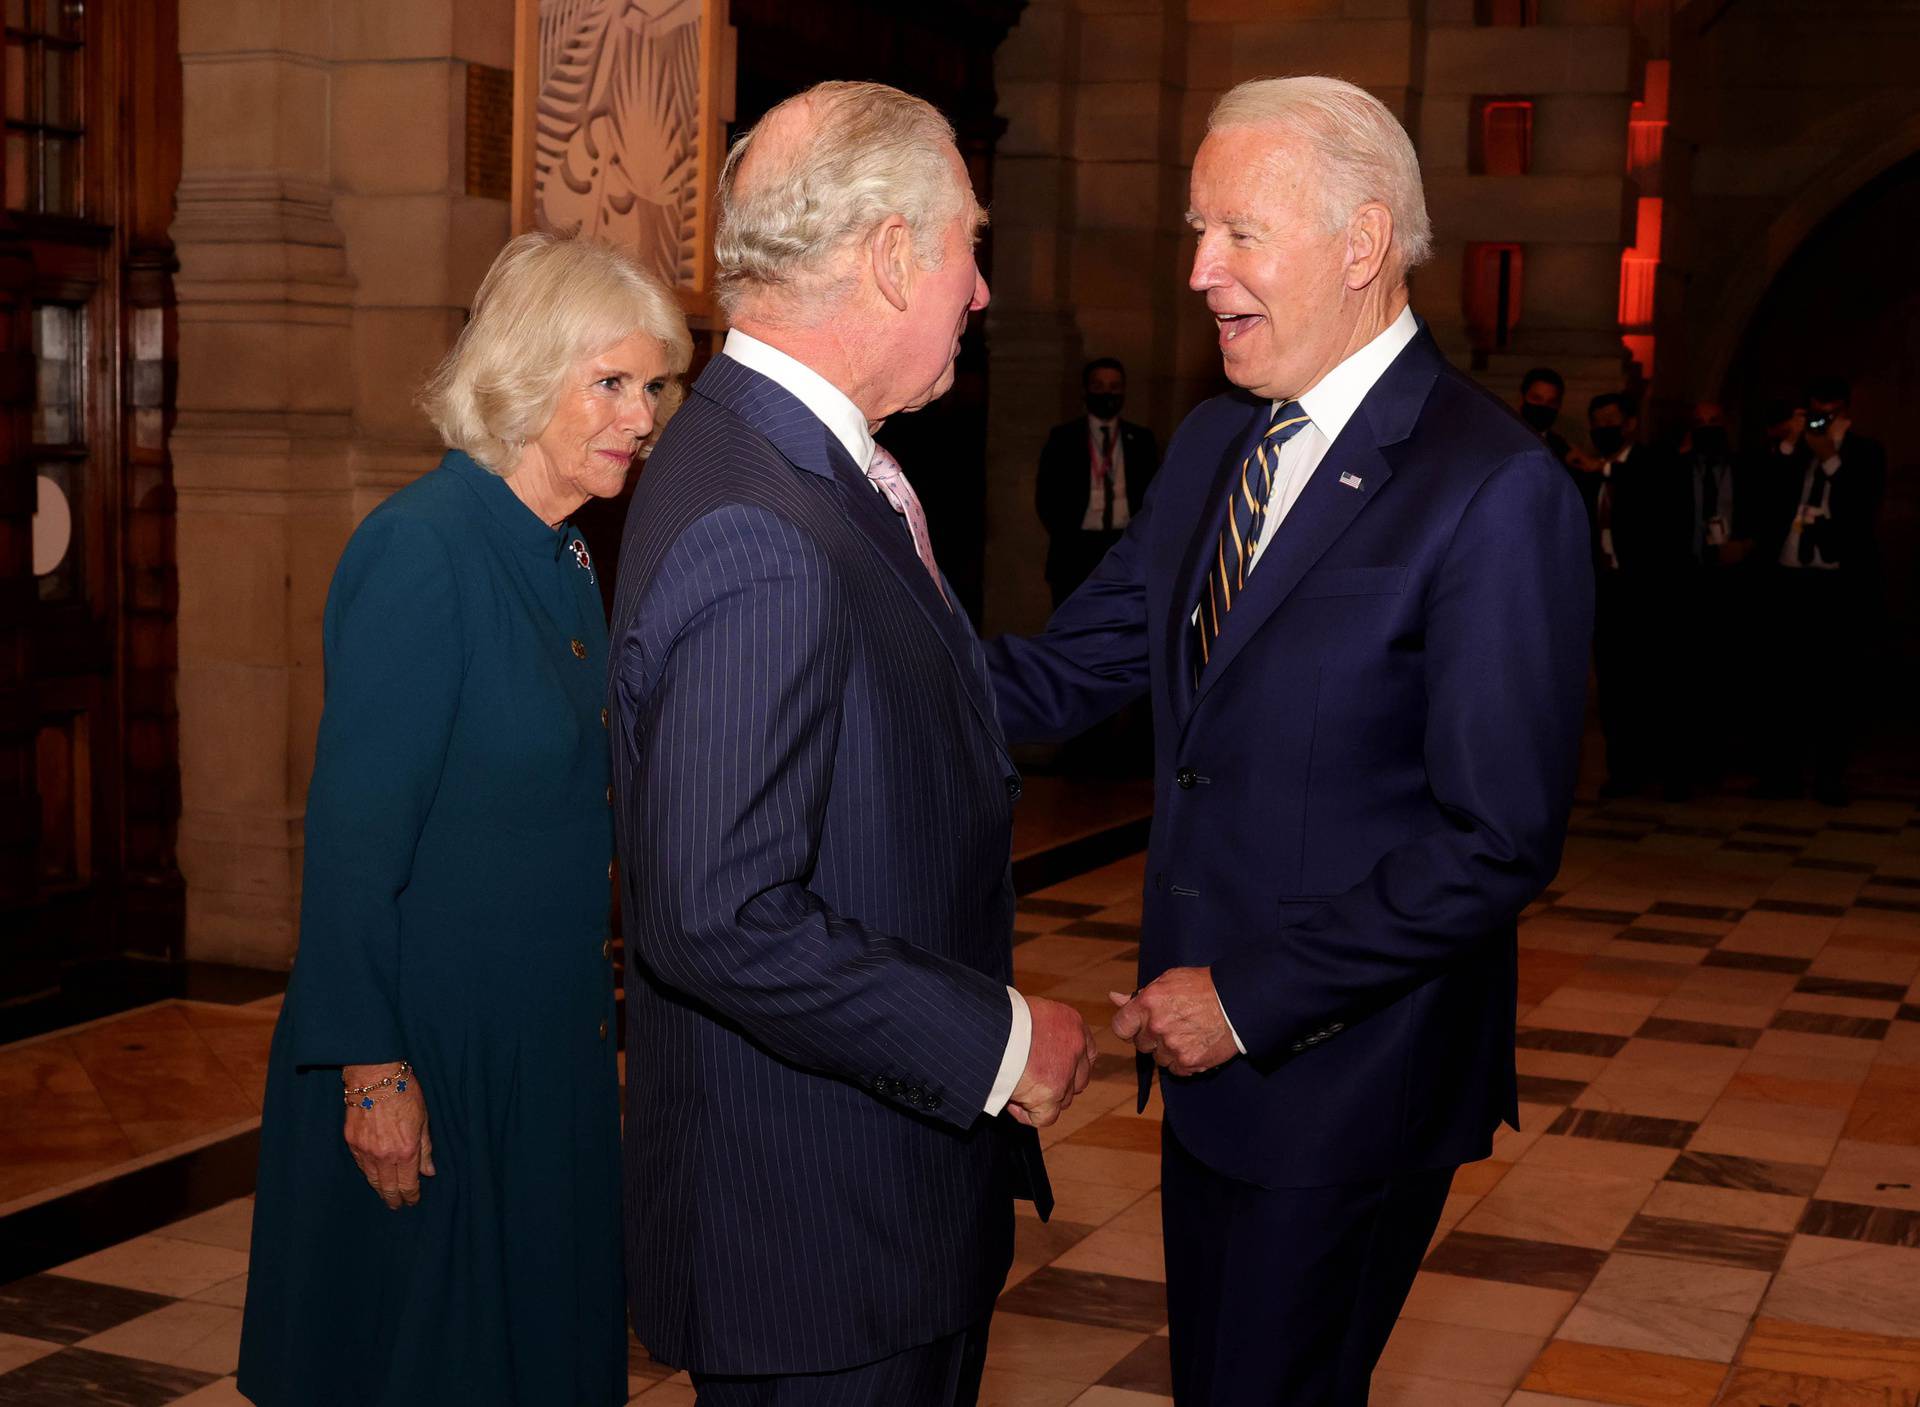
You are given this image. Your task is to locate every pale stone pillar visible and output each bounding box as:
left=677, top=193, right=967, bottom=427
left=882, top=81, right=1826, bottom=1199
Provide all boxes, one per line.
left=173, top=0, right=511, bottom=966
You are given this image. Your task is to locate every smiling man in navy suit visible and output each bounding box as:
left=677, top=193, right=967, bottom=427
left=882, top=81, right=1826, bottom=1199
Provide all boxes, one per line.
left=986, top=77, right=1593, bottom=1404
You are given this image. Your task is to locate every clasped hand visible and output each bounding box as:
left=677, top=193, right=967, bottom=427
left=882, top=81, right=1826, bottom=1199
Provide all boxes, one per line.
left=1007, top=996, right=1097, bottom=1127
left=1108, top=967, right=1238, bottom=1077
left=341, top=1062, right=436, bottom=1209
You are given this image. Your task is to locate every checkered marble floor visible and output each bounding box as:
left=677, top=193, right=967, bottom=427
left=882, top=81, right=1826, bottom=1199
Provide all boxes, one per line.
left=3, top=788, right=1919, bottom=1406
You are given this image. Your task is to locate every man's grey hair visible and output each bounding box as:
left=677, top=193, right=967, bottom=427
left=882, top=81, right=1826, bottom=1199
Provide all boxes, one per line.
left=714, top=81, right=977, bottom=319
left=1208, top=75, right=1433, bottom=273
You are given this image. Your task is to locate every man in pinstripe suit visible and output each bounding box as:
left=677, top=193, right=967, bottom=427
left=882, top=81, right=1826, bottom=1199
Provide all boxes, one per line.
left=608, top=83, right=1097, bottom=1406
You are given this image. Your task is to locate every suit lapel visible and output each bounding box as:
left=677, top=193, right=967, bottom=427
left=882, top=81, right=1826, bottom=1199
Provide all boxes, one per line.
left=696, top=358, right=1012, bottom=767
left=1161, top=402, right=1268, bottom=729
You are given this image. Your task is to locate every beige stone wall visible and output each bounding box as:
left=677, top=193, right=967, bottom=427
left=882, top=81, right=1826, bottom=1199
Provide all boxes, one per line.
left=174, top=0, right=512, bottom=966
left=985, top=0, right=1643, bottom=635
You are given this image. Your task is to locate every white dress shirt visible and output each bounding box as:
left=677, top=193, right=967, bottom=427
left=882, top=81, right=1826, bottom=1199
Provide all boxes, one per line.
left=1081, top=416, right=1131, bottom=531
left=721, top=329, right=1034, bottom=1116
left=1202, top=304, right=1420, bottom=1055
left=1778, top=425, right=1846, bottom=570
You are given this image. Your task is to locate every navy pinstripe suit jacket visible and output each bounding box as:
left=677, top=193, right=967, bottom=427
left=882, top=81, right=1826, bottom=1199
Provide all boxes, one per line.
left=608, top=355, right=1049, bottom=1376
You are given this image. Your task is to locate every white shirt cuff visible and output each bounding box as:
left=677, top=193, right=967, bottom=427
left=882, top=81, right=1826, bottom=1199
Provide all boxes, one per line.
left=985, top=987, right=1032, bottom=1115
left=1218, top=994, right=1248, bottom=1056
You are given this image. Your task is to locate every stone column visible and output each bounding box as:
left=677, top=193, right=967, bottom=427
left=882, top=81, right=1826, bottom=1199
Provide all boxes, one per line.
left=172, top=0, right=510, bottom=967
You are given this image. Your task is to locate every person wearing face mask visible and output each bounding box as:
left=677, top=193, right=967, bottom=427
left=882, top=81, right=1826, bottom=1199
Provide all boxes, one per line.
left=1517, top=366, right=1571, bottom=461
left=1753, top=377, right=1886, bottom=804
left=1036, top=357, right=1161, bottom=607
left=1588, top=392, right=1692, bottom=799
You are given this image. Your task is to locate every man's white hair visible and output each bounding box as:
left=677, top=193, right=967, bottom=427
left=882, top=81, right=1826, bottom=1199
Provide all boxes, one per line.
left=1208, top=75, right=1433, bottom=273
left=714, top=81, right=977, bottom=319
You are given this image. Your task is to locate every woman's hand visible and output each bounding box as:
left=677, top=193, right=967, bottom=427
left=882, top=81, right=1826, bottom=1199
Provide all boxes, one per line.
left=341, top=1063, right=436, bottom=1209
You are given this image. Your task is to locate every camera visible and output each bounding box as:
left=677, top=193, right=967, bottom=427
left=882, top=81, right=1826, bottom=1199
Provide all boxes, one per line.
left=1805, top=410, right=1836, bottom=434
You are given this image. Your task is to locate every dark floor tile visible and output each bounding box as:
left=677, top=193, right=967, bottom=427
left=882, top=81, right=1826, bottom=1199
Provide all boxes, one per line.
left=1516, top=1074, right=1589, bottom=1106
left=1549, top=905, right=1644, bottom=925
left=1702, top=949, right=1812, bottom=975
left=1650, top=901, right=1747, bottom=923
left=1791, top=857, right=1878, bottom=874
left=1829, top=820, right=1903, bottom=835
left=1867, top=873, right=1920, bottom=890
left=1636, top=1016, right=1760, bottom=1049
left=1751, top=898, right=1847, bottom=916
left=628, top=1334, right=676, bottom=1383
left=1567, top=825, right=1650, bottom=842
left=1744, top=822, right=1822, bottom=838
left=996, top=1265, right=1165, bottom=1333
left=1620, top=927, right=1722, bottom=950
left=1013, top=1218, right=1097, bottom=1268
left=1547, top=1108, right=1697, bottom=1149
left=1615, top=1214, right=1792, bottom=1271
left=1769, top=1009, right=1891, bottom=1041
left=1664, top=1150, right=1824, bottom=1198
left=1899, top=1004, right=1920, bottom=1024
left=1794, top=975, right=1910, bottom=1003
left=1798, top=1199, right=1920, bottom=1250
left=1055, top=919, right=1141, bottom=940
left=1421, top=1231, right=1609, bottom=1293
left=1538, top=889, right=1566, bottom=905
left=1854, top=896, right=1920, bottom=915
left=0, top=1277, right=175, bottom=1347
left=0, top=1348, right=217, bottom=1407
left=1598, top=810, right=1667, bottom=826
left=1657, top=824, right=1734, bottom=840
left=1018, top=898, right=1102, bottom=919
left=1724, top=840, right=1801, bottom=855
left=1097, top=1336, right=1173, bottom=1395
left=1515, top=1028, right=1630, bottom=1058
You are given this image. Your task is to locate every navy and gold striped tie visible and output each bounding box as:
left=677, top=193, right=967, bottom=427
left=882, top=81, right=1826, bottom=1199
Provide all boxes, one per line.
left=1192, top=400, right=1311, bottom=677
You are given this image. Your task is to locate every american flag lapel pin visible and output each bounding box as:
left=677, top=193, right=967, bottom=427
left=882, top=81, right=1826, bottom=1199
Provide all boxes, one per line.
left=1339, top=471, right=1364, bottom=490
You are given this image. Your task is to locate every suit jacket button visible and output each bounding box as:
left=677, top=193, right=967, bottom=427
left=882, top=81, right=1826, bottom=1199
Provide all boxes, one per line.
left=570, top=638, right=588, bottom=659
left=1328, top=1022, right=1345, bottom=1034
left=1290, top=1040, right=1306, bottom=1053
left=1005, top=776, right=1023, bottom=801
left=926, top=1091, right=942, bottom=1110
left=1176, top=768, right=1197, bottom=789
left=607, top=860, right=614, bottom=880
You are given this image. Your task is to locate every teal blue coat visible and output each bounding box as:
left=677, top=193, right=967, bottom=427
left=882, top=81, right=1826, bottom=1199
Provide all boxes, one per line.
left=238, top=452, right=624, bottom=1407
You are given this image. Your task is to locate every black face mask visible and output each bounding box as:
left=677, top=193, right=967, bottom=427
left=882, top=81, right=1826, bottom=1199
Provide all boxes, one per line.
left=1520, top=403, right=1559, bottom=435
left=1590, top=425, right=1626, bottom=457
left=1691, top=427, right=1729, bottom=462
left=1085, top=393, right=1123, bottom=421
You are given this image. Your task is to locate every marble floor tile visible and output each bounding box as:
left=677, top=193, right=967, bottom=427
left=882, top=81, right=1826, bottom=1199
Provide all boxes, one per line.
left=52, top=1236, right=249, bottom=1300
left=1066, top=1115, right=1163, bottom=1156
left=1515, top=1028, right=1631, bottom=1059
left=1038, top=1146, right=1161, bottom=1193
left=0, top=1345, right=219, bottom=1406
left=1546, top=1110, right=1695, bottom=1153
left=1523, top=1133, right=1679, bottom=1181
left=1665, top=1148, right=1826, bottom=1196
left=1012, top=935, right=1137, bottom=978
left=1640, top=1179, right=1809, bottom=1234
left=1421, top=1231, right=1610, bottom=1293
left=1722, top=1069, right=1864, bottom=1110
left=155, top=1198, right=254, bottom=1253
left=74, top=1300, right=242, bottom=1376
left=0, top=1333, right=59, bottom=1376
left=0, top=1276, right=174, bottom=1346
left=1092, top=1337, right=1171, bottom=1395
left=1519, top=1339, right=1728, bottom=1407
left=996, top=1267, right=1164, bottom=1335
left=983, top=1312, right=1147, bottom=1386
left=1516, top=1050, right=1615, bottom=1086
left=1373, top=1318, right=1543, bottom=1390
left=1554, top=1252, right=1770, bottom=1362
left=1615, top=1211, right=1791, bottom=1271
left=1691, top=1099, right=1850, bottom=1166
left=1763, top=1235, right=1920, bottom=1338
left=185, top=1277, right=247, bottom=1311
left=1798, top=1199, right=1920, bottom=1250
left=1398, top=1271, right=1578, bottom=1338
left=1051, top=1225, right=1165, bottom=1282
left=1043, top=1178, right=1154, bottom=1227
left=1367, top=1369, right=1510, bottom=1405
left=1714, top=1367, right=1919, bottom=1406
left=166, top=1379, right=254, bottom=1407
left=1755, top=1027, right=1890, bottom=1066
left=1845, top=1066, right=1920, bottom=1147
left=1819, top=1141, right=1920, bottom=1212
left=1572, top=1075, right=1721, bottom=1124
left=1457, top=1164, right=1655, bottom=1251
left=1737, top=1316, right=1920, bottom=1391
left=1065, top=1389, right=1172, bottom=1407
left=969, top=1372, right=1086, bottom=1406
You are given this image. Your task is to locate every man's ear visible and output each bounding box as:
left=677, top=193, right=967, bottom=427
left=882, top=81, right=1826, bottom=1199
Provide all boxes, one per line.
left=1344, top=202, right=1393, bottom=291
left=870, top=215, right=914, bottom=314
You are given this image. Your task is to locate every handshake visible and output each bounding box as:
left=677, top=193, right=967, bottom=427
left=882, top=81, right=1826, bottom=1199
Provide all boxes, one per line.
left=1008, top=968, right=1244, bottom=1126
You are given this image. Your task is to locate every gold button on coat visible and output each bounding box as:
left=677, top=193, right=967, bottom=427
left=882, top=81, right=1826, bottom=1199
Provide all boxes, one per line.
left=600, top=708, right=609, bottom=729
left=570, top=639, right=587, bottom=659
left=605, top=785, right=613, bottom=805
left=597, top=1019, right=607, bottom=1040
left=601, top=938, right=611, bottom=960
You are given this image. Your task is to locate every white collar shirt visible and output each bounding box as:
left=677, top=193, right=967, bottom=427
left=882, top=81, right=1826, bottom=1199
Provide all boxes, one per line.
left=1082, top=415, right=1130, bottom=531
left=1247, top=304, right=1420, bottom=571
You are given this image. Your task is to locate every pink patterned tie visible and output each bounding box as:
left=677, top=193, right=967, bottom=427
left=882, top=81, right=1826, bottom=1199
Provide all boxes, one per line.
left=865, top=443, right=950, bottom=609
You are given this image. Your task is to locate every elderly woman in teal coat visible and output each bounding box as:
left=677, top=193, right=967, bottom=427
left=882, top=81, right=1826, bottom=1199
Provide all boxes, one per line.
left=237, top=232, right=691, bottom=1407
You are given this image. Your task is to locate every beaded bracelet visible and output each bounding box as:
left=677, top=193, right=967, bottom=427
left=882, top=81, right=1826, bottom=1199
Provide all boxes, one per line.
left=342, top=1062, right=412, bottom=1111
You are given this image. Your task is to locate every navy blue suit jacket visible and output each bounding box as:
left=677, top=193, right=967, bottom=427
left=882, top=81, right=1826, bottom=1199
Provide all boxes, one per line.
left=986, top=326, right=1593, bottom=1187
left=608, top=355, right=1048, bottom=1375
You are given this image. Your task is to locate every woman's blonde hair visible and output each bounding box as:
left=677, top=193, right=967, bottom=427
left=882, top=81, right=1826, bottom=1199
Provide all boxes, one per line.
left=419, top=231, right=694, bottom=472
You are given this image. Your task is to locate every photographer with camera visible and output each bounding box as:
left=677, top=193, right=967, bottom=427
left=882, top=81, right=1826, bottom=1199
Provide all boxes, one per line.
left=1756, top=376, right=1886, bottom=804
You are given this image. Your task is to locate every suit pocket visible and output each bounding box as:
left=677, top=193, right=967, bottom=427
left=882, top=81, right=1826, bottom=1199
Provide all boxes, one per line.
left=1292, top=565, right=1407, bottom=599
